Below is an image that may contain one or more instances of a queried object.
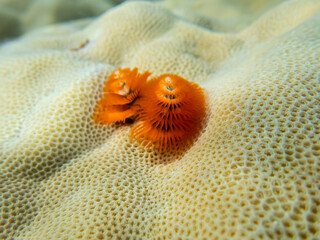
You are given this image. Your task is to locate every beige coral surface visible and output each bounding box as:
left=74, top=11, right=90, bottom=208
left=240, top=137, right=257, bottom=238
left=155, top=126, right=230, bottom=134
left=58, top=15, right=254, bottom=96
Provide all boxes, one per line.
left=0, top=0, right=320, bottom=239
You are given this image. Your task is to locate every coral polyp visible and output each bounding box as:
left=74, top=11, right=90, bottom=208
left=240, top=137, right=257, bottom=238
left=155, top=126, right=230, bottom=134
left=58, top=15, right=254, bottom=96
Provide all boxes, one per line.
left=130, top=74, right=206, bottom=151
left=93, top=68, right=150, bottom=125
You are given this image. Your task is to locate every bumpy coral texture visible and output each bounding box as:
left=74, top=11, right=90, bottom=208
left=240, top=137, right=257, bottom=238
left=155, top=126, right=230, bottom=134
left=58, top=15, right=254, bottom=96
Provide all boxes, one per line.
left=0, top=0, right=320, bottom=239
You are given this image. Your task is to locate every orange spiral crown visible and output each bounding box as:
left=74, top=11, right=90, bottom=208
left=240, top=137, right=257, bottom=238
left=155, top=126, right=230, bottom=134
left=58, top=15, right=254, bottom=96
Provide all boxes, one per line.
left=92, top=68, right=150, bottom=125
left=130, top=74, right=206, bottom=152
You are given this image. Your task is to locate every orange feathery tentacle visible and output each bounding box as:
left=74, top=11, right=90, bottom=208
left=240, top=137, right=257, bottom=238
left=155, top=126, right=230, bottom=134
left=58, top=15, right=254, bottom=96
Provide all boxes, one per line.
left=130, top=74, right=206, bottom=151
left=92, top=67, right=151, bottom=125
left=105, top=68, right=149, bottom=100
left=99, top=93, right=131, bottom=106
left=96, top=105, right=137, bottom=125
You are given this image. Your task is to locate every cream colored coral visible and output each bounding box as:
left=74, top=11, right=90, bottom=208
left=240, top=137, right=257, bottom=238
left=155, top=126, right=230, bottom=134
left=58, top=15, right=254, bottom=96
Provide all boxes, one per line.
left=0, top=0, right=320, bottom=239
